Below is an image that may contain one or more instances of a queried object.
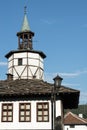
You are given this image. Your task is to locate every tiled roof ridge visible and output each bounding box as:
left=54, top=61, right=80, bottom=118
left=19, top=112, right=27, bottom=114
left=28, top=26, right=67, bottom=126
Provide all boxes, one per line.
left=64, top=111, right=87, bottom=124
left=61, top=85, right=80, bottom=92
left=0, top=79, right=80, bottom=93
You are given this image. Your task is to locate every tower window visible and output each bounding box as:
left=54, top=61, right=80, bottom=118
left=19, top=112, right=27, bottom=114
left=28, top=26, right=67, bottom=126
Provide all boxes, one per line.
left=18, top=58, right=22, bottom=65
left=37, top=102, right=49, bottom=122
left=19, top=103, right=31, bottom=122
left=1, top=103, right=13, bottom=122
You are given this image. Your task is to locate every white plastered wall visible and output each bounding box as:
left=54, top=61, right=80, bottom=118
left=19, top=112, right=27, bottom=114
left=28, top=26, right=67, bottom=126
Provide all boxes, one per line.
left=0, top=100, right=62, bottom=130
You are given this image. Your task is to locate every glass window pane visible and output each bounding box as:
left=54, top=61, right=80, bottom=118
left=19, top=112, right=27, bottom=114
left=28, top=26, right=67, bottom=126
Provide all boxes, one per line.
left=8, top=111, right=12, bottom=116
left=3, top=105, right=7, bottom=110
left=26, top=116, right=30, bottom=121
left=26, top=104, right=30, bottom=109
left=38, top=105, right=42, bottom=109
left=2, top=117, right=7, bottom=121
left=3, top=112, right=7, bottom=116
left=44, top=111, right=48, bottom=115
left=38, top=116, right=42, bottom=121
left=8, top=117, right=12, bottom=121
left=18, top=58, right=22, bottom=66
left=26, top=111, right=30, bottom=115
left=20, top=105, right=25, bottom=109
left=8, top=105, right=12, bottom=110
left=43, top=104, right=48, bottom=109
left=20, top=111, right=25, bottom=115
left=38, top=111, right=42, bottom=115
left=20, top=117, right=24, bottom=121
left=44, top=116, right=48, bottom=121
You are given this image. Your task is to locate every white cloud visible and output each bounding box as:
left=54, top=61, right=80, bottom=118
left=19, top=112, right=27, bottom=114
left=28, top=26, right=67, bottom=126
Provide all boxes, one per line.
left=59, top=70, right=87, bottom=78
left=62, top=83, right=80, bottom=87
left=0, top=62, right=7, bottom=66
left=59, top=72, right=79, bottom=78
left=44, top=72, right=80, bottom=87
left=44, top=69, right=87, bottom=89
left=45, top=69, right=87, bottom=81
left=40, top=19, right=56, bottom=25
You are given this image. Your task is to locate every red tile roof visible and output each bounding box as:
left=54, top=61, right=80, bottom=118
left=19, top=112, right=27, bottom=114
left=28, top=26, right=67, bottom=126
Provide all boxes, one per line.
left=64, top=112, right=87, bottom=125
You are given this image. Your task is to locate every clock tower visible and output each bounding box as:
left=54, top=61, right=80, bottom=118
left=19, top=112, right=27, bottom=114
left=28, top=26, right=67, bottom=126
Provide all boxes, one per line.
left=5, top=7, right=46, bottom=80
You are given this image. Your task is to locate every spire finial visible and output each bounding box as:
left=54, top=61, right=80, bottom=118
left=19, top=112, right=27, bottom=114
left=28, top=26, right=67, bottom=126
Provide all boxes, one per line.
left=24, top=6, right=27, bottom=14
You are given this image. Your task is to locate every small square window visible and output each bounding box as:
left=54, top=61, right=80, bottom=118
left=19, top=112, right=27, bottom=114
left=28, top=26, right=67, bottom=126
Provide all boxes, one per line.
left=18, top=58, right=22, bottom=66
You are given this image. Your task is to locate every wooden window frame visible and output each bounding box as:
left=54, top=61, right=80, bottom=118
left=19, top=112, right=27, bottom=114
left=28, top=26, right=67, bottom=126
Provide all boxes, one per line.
left=1, top=103, right=13, bottom=122
left=19, top=103, right=31, bottom=122
left=18, top=58, right=22, bottom=66
left=37, top=102, right=49, bottom=122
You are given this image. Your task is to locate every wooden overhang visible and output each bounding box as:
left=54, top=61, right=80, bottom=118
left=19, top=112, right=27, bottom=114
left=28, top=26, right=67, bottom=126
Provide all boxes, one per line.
left=5, top=49, right=46, bottom=59
left=17, top=31, right=34, bottom=37
left=0, top=79, right=80, bottom=109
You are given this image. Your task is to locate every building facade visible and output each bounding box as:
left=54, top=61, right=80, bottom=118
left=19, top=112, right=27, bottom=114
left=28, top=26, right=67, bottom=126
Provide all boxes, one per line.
left=0, top=8, right=80, bottom=130
left=64, top=112, right=87, bottom=130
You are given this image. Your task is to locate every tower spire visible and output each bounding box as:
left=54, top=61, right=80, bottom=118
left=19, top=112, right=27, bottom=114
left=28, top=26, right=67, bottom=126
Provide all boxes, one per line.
left=17, top=7, right=34, bottom=50
left=21, top=6, right=30, bottom=32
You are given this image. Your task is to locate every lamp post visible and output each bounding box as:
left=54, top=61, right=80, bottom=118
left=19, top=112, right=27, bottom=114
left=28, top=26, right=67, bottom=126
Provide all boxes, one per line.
left=52, top=75, right=63, bottom=130
left=53, top=75, right=63, bottom=87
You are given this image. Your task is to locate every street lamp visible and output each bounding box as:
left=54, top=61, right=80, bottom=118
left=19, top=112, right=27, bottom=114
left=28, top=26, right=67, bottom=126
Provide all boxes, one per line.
left=52, top=75, right=63, bottom=130
left=53, top=75, right=63, bottom=88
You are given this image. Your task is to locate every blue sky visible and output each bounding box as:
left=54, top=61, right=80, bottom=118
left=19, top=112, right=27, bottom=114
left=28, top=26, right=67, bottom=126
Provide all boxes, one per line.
left=0, top=0, right=87, bottom=104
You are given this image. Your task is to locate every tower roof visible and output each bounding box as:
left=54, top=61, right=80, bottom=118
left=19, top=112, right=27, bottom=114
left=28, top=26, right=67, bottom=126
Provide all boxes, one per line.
left=21, top=6, right=30, bottom=32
